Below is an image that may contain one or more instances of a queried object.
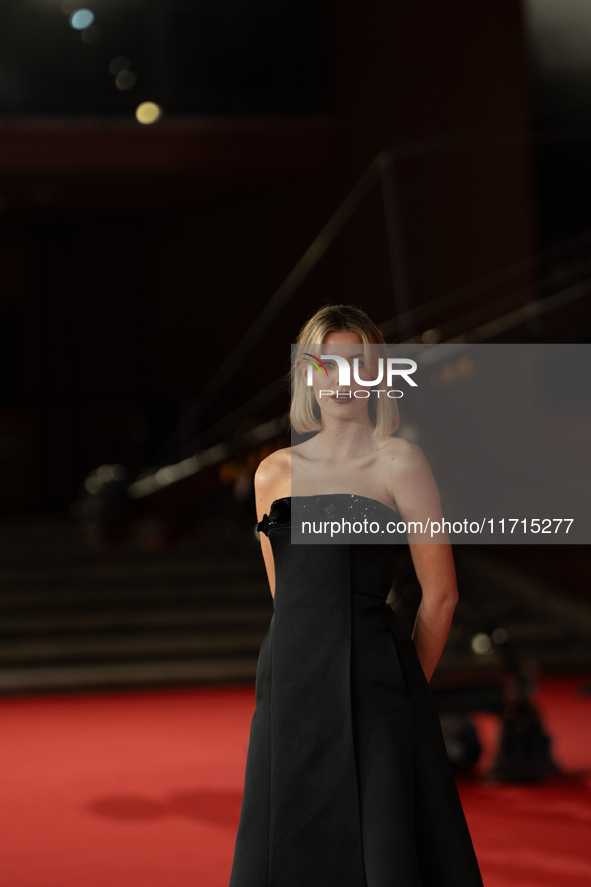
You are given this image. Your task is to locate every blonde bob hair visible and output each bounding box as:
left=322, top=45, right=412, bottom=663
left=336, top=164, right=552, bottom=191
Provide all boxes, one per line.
left=290, top=304, right=399, bottom=442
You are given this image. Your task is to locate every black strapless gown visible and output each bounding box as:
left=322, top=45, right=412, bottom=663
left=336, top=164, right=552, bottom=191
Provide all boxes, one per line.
left=229, top=495, right=483, bottom=887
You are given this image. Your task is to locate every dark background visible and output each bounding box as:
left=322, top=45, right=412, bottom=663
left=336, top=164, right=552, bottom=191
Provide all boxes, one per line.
left=0, top=0, right=542, bottom=512
left=1, top=0, right=591, bottom=693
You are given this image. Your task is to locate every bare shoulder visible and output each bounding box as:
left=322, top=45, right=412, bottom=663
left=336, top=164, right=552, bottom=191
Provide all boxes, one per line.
left=254, top=447, right=291, bottom=516
left=378, top=435, right=428, bottom=474
left=377, top=436, right=437, bottom=514
left=255, top=447, right=291, bottom=484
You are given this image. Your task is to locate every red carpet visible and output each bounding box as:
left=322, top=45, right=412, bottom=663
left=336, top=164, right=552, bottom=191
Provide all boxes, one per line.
left=1, top=676, right=589, bottom=886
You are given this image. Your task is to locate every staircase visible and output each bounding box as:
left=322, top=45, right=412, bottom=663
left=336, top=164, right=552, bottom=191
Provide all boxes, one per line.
left=0, top=514, right=273, bottom=693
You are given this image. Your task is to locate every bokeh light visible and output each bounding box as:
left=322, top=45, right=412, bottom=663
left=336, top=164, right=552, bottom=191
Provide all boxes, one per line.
left=115, top=71, right=137, bottom=91
left=471, top=633, right=493, bottom=655
left=135, top=102, right=162, bottom=124
left=69, top=9, right=94, bottom=30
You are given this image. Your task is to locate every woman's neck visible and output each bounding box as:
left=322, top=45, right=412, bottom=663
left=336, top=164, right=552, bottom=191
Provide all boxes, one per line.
left=311, top=418, right=377, bottom=461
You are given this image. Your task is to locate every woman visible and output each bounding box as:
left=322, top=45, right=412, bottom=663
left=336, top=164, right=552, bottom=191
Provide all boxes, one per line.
left=229, top=305, right=483, bottom=887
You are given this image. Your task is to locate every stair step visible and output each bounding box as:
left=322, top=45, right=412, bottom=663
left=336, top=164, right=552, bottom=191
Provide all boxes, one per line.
left=0, top=582, right=269, bottom=608
left=0, top=656, right=260, bottom=693
left=0, top=628, right=271, bottom=664
left=0, top=606, right=272, bottom=633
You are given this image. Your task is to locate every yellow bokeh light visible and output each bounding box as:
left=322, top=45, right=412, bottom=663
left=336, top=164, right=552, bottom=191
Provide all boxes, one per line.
left=135, top=102, right=162, bottom=124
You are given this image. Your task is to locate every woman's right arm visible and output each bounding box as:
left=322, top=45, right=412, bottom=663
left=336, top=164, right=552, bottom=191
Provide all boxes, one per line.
left=254, top=450, right=290, bottom=598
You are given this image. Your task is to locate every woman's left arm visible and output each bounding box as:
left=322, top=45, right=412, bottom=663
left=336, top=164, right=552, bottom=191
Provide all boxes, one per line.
left=387, top=440, right=458, bottom=682
left=406, top=543, right=458, bottom=682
